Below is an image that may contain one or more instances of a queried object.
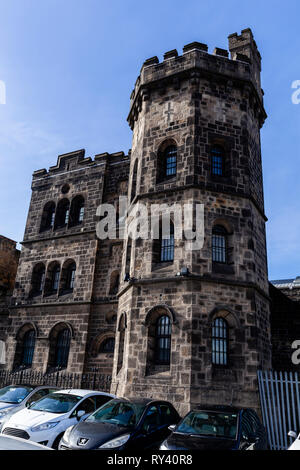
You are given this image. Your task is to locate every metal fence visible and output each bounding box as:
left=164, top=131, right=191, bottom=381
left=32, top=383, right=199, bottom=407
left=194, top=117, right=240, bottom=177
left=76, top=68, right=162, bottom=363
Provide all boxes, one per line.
left=258, top=370, right=300, bottom=450
left=0, top=369, right=112, bottom=393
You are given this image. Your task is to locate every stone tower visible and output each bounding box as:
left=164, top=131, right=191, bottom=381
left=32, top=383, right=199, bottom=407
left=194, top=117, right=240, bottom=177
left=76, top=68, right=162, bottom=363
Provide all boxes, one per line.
left=111, top=28, right=271, bottom=414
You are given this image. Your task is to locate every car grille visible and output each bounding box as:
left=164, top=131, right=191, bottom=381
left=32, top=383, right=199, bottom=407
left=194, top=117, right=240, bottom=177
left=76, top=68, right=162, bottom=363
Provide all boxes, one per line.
left=2, top=427, right=30, bottom=440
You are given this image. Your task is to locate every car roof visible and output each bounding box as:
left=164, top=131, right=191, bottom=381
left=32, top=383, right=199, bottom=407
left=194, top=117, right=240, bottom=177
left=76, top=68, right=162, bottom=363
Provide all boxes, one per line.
left=190, top=405, right=242, bottom=413
left=6, top=384, right=58, bottom=390
left=52, top=389, right=114, bottom=397
left=112, top=397, right=173, bottom=406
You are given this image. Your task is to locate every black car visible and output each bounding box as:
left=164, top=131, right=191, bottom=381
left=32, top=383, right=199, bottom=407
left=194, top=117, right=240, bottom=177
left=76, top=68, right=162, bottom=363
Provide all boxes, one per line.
left=59, top=397, right=181, bottom=450
left=159, top=405, right=268, bottom=450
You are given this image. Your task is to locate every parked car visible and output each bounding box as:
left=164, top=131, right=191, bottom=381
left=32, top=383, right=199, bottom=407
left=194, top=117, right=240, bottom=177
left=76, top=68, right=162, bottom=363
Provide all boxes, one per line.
left=1, top=389, right=115, bottom=449
left=159, top=405, right=268, bottom=450
left=0, top=434, right=52, bottom=450
left=0, top=384, right=59, bottom=430
left=288, top=430, right=300, bottom=450
left=59, top=397, right=180, bottom=450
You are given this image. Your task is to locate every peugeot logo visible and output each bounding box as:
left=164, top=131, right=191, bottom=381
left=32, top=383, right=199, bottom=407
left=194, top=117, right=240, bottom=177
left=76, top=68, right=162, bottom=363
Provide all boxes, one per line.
left=78, top=438, right=89, bottom=446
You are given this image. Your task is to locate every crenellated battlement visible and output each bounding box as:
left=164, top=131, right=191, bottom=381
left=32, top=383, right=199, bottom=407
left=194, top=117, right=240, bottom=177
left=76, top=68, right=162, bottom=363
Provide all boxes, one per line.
left=128, top=28, right=264, bottom=129
left=32, top=148, right=130, bottom=180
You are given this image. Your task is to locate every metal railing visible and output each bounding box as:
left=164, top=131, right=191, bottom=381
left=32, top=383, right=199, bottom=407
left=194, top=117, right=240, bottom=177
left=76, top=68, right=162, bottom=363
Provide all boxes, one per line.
left=258, top=370, right=300, bottom=450
left=0, top=369, right=112, bottom=393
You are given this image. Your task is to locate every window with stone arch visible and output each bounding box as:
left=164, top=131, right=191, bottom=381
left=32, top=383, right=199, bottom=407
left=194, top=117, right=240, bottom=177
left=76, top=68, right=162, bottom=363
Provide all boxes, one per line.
left=54, top=198, right=70, bottom=229
left=40, top=201, right=56, bottom=232
left=30, top=263, right=46, bottom=296
left=212, top=317, right=229, bottom=366
left=60, top=259, right=76, bottom=294
left=69, top=195, right=85, bottom=227
left=157, top=140, right=177, bottom=183
left=47, top=323, right=72, bottom=371
left=44, top=261, right=61, bottom=295
left=13, top=323, right=37, bottom=371
left=99, top=337, right=115, bottom=354
left=145, top=306, right=174, bottom=375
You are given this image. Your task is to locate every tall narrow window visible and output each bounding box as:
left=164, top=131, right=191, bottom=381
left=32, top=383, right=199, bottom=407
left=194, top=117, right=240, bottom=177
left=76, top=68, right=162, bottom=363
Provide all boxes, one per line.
left=117, top=314, right=126, bottom=373
left=131, top=160, right=138, bottom=202
left=52, top=266, right=60, bottom=291
left=31, top=264, right=45, bottom=295
left=211, top=146, right=224, bottom=176
left=160, top=221, right=174, bottom=262
left=69, top=196, right=85, bottom=227
left=54, top=329, right=71, bottom=369
left=212, top=318, right=228, bottom=366
left=164, top=146, right=177, bottom=178
left=54, top=199, right=70, bottom=229
left=40, top=202, right=56, bottom=232
left=155, top=316, right=171, bottom=365
left=21, top=330, right=36, bottom=367
left=66, top=263, right=76, bottom=290
left=212, top=225, right=227, bottom=263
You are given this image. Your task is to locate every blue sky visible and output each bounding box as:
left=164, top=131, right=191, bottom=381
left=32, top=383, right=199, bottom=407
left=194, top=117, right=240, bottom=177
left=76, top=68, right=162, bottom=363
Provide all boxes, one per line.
left=0, top=0, right=299, bottom=280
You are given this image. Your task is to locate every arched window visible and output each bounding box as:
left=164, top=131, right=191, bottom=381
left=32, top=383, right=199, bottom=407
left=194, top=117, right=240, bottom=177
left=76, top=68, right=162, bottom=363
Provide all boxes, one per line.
left=212, top=318, right=228, bottom=366
left=160, top=221, right=174, bottom=262
left=99, top=337, right=115, bottom=354
left=60, top=260, right=76, bottom=293
left=212, top=225, right=227, bottom=263
left=31, top=264, right=45, bottom=295
left=211, top=146, right=225, bottom=176
left=155, top=316, right=171, bottom=365
left=157, top=145, right=177, bottom=182
left=20, top=330, right=36, bottom=367
left=40, top=202, right=56, bottom=232
left=54, top=328, right=71, bottom=369
left=69, top=196, right=85, bottom=227
left=45, top=262, right=61, bottom=295
left=54, top=199, right=70, bottom=229
left=131, top=160, right=138, bottom=202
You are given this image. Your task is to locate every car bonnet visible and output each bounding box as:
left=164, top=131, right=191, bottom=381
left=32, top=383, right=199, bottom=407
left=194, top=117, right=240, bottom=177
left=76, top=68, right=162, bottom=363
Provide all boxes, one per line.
left=4, top=407, right=65, bottom=429
left=68, top=421, right=133, bottom=449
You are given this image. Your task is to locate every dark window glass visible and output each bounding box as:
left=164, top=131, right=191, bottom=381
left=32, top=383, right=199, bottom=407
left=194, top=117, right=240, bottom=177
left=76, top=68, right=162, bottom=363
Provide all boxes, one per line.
left=211, top=146, right=224, bottom=176
left=164, top=146, right=177, bottom=178
left=99, top=338, right=115, bottom=354
left=32, top=266, right=45, bottom=294
left=26, top=389, right=50, bottom=406
left=160, top=222, right=174, bottom=262
left=155, top=316, right=171, bottom=365
left=212, top=318, right=228, bottom=366
left=75, top=397, right=95, bottom=415
left=0, top=385, right=33, bottom=404
left=131, top=160, right=138, bottom=202
left=66, top=263, right=76, bottom=290
left=52, top=266, right=60, bottom=291
left=21, top=330, right=36, bottom=367
left=142, top=405, right=161, bottom=432
left=177, top=411, right=238, bottom=438
left=159, top=404, right=177, bottom=425
left=212, top=225, right=227, bottom=263
left=40, top=202, right=56, bottom=232
left=54, top=329, right=71, bottom=368
left=95, top=395, right=113, bottom=410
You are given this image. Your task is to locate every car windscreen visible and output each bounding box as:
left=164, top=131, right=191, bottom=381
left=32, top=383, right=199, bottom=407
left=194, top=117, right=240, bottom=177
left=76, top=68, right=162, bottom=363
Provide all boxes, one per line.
left=29, top=393, right=82, bottom=414
left=0, top=386, right=34, bottom=404
left=176, top=411, right=238, bottom=439
left=86, top=399, right=145, bottom=428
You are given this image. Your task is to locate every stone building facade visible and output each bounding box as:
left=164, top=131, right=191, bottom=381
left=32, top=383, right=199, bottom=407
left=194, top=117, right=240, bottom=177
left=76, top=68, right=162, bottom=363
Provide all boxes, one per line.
left=4, top=28, right=273, bottom=414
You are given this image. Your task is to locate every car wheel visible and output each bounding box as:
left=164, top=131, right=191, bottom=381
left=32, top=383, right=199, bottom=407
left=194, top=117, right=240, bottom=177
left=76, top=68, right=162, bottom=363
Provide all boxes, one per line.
left=52, top=433, right=65, bottom=450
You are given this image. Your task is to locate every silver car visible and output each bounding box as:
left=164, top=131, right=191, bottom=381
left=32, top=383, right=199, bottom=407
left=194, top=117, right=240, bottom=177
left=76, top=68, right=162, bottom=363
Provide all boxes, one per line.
left=0, top=384, right=58, bottom=429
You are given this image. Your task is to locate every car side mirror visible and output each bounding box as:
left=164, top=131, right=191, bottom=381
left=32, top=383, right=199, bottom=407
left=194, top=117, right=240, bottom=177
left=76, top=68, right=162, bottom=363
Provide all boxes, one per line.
left=27, top=401, right=35, bottom=408
left=288, top=430, right=298, bottom=440
left=76, top=410, right=85, bottom=420
left=168, top=424, right=176, bottom=432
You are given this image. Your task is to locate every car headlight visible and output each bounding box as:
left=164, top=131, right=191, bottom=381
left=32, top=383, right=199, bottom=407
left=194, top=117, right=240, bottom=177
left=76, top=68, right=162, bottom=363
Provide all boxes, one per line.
left=63, top=425, right=74, bottom=442
left=98, top=434, right=130, bottom=449
left=31, top=422, right=59, bottom=432
left=0, top=408, right=13, bottom=418
left=159, top=441, right=169, bottom=450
